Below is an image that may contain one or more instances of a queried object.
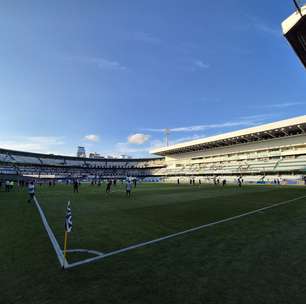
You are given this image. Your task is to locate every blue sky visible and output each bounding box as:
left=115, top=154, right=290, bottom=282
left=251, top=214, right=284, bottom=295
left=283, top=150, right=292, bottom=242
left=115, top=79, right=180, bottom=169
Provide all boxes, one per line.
left=0, top=0, right=305, bottom=157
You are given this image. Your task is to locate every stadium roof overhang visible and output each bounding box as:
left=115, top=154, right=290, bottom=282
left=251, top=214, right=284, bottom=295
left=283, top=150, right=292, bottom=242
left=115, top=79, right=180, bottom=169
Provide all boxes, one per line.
left=150, top=115, right=306, bottom=156
left=282, top=3, right=306, bottom=68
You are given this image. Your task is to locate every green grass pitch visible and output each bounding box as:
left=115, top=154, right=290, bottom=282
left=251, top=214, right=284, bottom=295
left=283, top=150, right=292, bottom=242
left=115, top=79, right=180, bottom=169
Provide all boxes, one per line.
left=2, top=183, right=306, bottom=303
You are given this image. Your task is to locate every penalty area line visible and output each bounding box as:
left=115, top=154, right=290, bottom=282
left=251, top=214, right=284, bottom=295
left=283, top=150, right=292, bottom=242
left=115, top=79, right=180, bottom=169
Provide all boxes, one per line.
left=65, top=194, right=306, bottom=269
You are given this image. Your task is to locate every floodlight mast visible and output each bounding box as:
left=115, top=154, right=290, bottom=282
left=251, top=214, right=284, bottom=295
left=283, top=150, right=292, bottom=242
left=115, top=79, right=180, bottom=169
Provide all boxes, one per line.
left=293, top=0, right=303, bottom=17
left=164, top=128, right=170, bottom=146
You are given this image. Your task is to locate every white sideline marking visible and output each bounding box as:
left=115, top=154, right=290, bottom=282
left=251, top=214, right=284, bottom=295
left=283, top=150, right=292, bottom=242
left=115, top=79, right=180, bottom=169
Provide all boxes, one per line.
left=65, top=194, right=306, bottom=269
left=34, top=196, right=67, bottom=268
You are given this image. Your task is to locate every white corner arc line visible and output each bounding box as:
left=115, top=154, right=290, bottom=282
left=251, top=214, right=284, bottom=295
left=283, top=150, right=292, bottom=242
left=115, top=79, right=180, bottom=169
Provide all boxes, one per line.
left=34, top=196, right=67, bottom=268
left=64, top=249, right=104, bottom=256
left=65, top=194, right=306, bottom=269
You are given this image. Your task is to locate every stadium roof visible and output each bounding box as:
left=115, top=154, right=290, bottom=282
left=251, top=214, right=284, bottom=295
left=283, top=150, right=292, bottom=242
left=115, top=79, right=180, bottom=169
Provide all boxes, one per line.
left=282, top=3, right=306, bottom=35
left=151, top=115, right=306, bottom=156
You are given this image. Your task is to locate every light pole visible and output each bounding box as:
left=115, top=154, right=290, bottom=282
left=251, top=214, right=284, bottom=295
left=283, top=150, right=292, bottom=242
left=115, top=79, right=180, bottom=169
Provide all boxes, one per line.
left=164, top=128, right=170, bottom=146
left=293, top=0, right=303, bottom=17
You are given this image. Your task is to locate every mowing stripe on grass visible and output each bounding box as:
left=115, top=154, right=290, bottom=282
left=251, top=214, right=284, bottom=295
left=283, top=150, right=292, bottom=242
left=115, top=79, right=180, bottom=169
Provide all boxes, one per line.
left=65, top=194, right=306, bottom=269
left=34, top=196, right=67, bottom=268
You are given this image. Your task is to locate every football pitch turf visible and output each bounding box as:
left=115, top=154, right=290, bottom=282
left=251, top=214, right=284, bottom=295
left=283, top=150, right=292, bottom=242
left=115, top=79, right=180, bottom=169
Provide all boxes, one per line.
left=2, top=183, right=306, bottom=303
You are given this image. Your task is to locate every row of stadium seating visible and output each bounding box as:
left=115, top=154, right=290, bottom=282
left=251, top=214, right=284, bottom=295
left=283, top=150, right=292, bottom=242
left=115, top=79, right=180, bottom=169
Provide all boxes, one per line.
left=153, top=156, right=306, bottom=176
left=0, top=150, right=165, bottom=169
left=0, top=164, right=155, bottom=178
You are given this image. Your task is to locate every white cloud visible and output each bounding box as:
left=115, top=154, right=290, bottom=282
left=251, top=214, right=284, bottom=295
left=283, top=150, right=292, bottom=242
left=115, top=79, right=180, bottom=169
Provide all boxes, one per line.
left=128, top=133, right=150, bottom=144
left=68, top=56, right=127, bottom=71
left=84, top=134, right=100, bottom=142
left=193, top=60, right=210, bottom=69
left=0, top=136, right=67, bottom=154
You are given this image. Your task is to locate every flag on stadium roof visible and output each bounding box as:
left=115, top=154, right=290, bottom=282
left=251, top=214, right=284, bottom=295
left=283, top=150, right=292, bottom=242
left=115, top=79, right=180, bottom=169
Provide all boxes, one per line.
left=64, top=201, right=72, bottom=233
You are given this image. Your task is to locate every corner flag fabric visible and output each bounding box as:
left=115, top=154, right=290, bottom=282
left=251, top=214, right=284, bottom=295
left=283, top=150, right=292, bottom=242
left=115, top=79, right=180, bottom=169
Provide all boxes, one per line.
left=65, top=201, right=72, bottom=233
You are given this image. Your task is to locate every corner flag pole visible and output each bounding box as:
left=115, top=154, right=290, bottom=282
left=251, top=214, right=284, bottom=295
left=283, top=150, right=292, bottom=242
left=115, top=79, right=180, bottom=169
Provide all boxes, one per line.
left=63, top=201, right=72, bottom=269
left=63, top=230, right=68, bottom=259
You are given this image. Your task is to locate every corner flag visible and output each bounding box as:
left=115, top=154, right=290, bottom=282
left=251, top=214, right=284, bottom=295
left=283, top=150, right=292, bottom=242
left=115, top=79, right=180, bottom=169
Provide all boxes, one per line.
left=64, top=201, right=72, bottom=232
left=63, top=201, right=72, bottom=267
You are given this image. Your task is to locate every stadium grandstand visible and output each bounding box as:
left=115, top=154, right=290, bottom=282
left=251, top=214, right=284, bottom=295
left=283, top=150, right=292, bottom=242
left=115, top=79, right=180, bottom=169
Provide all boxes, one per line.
left=1, top=115, right=306, bottom=185
left=0, top=149, right=165, bottom=180
left=151, top=115, right=306, bottom=185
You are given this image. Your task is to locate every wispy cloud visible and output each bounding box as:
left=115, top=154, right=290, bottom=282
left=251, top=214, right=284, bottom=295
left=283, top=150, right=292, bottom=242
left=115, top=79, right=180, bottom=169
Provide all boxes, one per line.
left=114, top=142, right=151, bottom=155
left=144, top=121, right=253, bottom=133
left=254, top=22, right=280, bottom=37
left=68, top=56, right=127, bottom=71
left=0, top=136, right=67, bottom=154
left=112, top=137, right=163, bottom=156
left=127, top=133, right=150, bottom=144
left=143, top=113, right=279, bottom=133
left=255, top=102, right=306, bottom=109
left=83, top=134, right=100, bottom=142
left=130, top=31, right=161, bottom=44
left=170, top=134, right=205, bottom=145
left=246, top=15, right=280, bottom=38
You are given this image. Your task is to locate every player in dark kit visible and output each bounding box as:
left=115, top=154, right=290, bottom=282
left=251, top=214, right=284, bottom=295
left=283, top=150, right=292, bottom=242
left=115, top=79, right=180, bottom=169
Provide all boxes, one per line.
left=73, top=180, right=79, bottom=193
left=106, top=180, right=112, bottom=193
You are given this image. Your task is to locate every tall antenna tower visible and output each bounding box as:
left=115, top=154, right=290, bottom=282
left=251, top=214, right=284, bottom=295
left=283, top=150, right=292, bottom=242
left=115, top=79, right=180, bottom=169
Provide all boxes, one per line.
left=164, top=128, right=170, bottom=146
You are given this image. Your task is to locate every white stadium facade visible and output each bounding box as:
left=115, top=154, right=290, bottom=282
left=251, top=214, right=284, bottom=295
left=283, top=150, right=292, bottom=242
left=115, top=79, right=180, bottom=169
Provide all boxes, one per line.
left=1, top=115, right=306, bottom=185
left=151, top=115, right=306, bottom=185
